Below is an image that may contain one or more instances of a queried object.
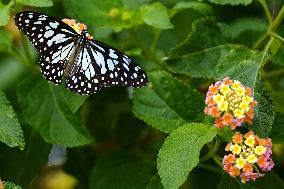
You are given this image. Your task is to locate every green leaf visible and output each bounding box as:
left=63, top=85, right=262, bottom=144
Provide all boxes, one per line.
left=0, top=29, right=12, bottom=52
left=16, top=0, right=53, bottom=7
left=217, top=127, right=234, bottom=142
left=218, top=18, right=267, bottom=46
left=157, top=123, right=217, bottom=189
left=142, top=2, right=173, bottom=29
left=17, top=74, right=91, bottom=147
left=133, top=71, right=204, bottom=133
left=61, top=86, right=88, bottom=113
left=89, top=152, right=153, bottom=189
left=0, top=126, right=51, bottom=188
left=271, top=44, right=284, bottom=66
left=251, top=79, right=275, bottom=138
left=0, top=90, right=24, bottom=149
left=133, top=87, right=187, bottom=133
left=269, top=113, right=284, bottom=144
left=215, top=46, right=262, bottom=88
left=4, top=181, right=22, bottom=189
left=170, top=1, right=214, bottom=17
left=217, top=174, right=241, bottom=189
left=243, top=172, right=284, bottom=189
left=202, top=0, right=253, bottom=6
left=168, top=17, right=228, bottom=58
left=0, top=0, right=14, bottom=26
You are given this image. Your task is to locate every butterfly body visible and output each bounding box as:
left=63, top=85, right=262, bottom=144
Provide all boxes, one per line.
left=14, top=11, right=148, bottom=95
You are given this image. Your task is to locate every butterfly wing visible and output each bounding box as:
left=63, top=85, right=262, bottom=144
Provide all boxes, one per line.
left=89, top=40, right=148, bottom=87
left=14, top=11, right=78, bottom=84
left=65, top=42, right=102, bottom=95
left=65, top=40, right=148, bottom=95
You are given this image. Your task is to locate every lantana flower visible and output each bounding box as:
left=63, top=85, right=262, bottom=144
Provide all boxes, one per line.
left=222, top=131, right=274, bottom=183
left=62, top=18, right=93, bottom=39
left=204, top=77, right=257, bottom=130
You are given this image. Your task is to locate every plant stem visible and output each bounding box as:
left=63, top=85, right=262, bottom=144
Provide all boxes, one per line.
left=151, top=29, right=161, bottom=52
left=252, top=32, right=269, bottom=50
left=271, top=4, right=284, bottom=31
left=258, top=0, right=273, bottom=25
left=269, top=31, right=284, bottom=42
left=200, top=139, right=221, bottom=162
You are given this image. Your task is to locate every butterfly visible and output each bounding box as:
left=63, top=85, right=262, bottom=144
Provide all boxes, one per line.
left=14, top=11, right=148, bottom=95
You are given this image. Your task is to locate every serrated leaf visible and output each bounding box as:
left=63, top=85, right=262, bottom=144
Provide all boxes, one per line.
left=133, top=71, right=204, bottom=133
left=217, top=174, right=241, bottom=189
left=17, top=74, right=91, bottom=147
left=218, top=18, right=267, bottom=46
left=202, top=0, right=253, bottom=6
left=0, top=127, right=51, bottom=188
left=89, top=152, right=153, bottom=189
left=0, top=29, right=12, bottom=52
left=16, top=0, right=53, bottom=7
left=0, top=91, right=24, bottom=149
left=269, top=113, right=284, bottom=144
left=157, top=123, right=217, bottom=189
left=142, top=2, right=173, bottom=29
left=0, top=1, right=14, bottom=26
left=168, top=17, right=228, bottom=58
left=217, top=127, right=234, bottom=142
left=4, top=181, right=22, bottom=189
left=133, top=87, right=187, bottom=133
left=250, top=79, right=275, bottom=138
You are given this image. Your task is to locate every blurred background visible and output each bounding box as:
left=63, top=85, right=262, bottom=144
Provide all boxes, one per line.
left=0, top=0, right=284, bottom=189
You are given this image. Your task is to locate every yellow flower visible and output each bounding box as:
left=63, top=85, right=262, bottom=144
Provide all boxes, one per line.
left=231, top=80, right=241, bottom=90
left=254, top=145, right=266, bottom=155
left=71, top=24, right=81, bottom=34
left=240, top=101, right=250, bottom=112
left=236, top=158, right=246, bottom=169
left=244, top=135, right=255, bottom=147
left=236, top=87, right=246, bottom=97
left=247, top=154, right=258, bottom=163
left=213, top=94, right=224, bottom=104
left=220, top=84, right=231, bottom=95
left=218, top=101, right=228, bottom=111
left=230, top=144, right=241, bottom=154
left=243, top=95, right=253, bottom=104
left=233, top=109, right=244, bottom=119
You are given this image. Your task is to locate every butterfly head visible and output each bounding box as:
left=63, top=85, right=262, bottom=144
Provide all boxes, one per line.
left=62, top=18, right=93, bottom=40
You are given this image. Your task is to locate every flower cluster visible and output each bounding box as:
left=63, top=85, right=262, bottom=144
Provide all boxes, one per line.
left=204, top=77, right=257, bottom=130
left=62, top=18, right=93, bottom=39
left=222, top=131, right=274, bottom=183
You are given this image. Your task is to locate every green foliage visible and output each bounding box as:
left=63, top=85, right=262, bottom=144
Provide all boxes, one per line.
left=0, top=90, right=24, bottom=149
left=203, top=0, right=253, bottom=6
left=4, top=181, right=22, bottom=189
left=270, top=113, right=284, bottom=144
left=16, top=0, right=53, bottom=7
left=17, top=74, right=91, bottom=147
left=218, top=174, right=240, bottom=189
left=157, top=123, right=217, bottom=189
left=133, top=71, right=204, bottom=133
left=89, top=152, right=154, bottom=189
left=0, top=0, right=14, bottom=26
left=141, top=2, right=173, bottom=29
left=0, top=0, right=284, bottom=188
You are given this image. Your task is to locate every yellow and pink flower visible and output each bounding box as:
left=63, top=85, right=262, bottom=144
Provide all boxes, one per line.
left=222, top=131, right=274, bottom=183
left=204, top=77, right=257, bottom=130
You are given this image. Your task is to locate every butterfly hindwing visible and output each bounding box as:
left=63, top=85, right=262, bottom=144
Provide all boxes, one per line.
left=65, top=44, right=102, bottom=95
left=89, top=40, right=148, bottom=88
